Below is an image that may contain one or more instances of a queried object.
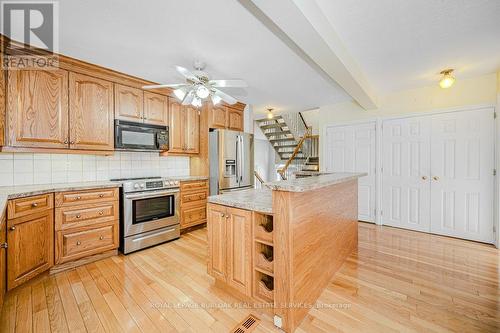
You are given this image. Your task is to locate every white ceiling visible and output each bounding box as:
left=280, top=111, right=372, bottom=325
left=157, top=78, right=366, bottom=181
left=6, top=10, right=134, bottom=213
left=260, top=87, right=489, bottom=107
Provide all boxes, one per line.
left=316, top=0, right=500, bottom=94
left=56, top=0, right=349, bottom=115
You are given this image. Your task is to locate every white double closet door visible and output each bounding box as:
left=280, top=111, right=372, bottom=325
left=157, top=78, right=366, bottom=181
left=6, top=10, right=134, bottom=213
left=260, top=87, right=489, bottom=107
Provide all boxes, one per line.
left=325, top=122, right=376, bottom=222
left=382, top=108, right=495, bottom=243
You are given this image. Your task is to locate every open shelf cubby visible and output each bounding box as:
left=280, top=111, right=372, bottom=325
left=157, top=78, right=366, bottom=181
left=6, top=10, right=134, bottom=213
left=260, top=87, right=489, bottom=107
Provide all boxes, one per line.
left=254, top=270, right=274, bottom=303
left=254, top=213, right=273, bottom=244
left=254, top=241, right=274, bottom=274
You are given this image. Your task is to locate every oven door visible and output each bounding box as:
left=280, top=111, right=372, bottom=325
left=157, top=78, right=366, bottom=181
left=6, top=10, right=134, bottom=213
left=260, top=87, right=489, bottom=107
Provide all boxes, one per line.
left=123, top=189, right=179, bottom=237
left=115, top=122, right=160, bottom=151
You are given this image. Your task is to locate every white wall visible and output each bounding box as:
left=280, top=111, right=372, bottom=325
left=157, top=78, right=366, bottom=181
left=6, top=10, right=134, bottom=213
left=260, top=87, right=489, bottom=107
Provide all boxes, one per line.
left=0, top=152, right=190, bottom=186
left=300, top=109, right=320, bottom=135
left=319, top=73, right=498, bottom=167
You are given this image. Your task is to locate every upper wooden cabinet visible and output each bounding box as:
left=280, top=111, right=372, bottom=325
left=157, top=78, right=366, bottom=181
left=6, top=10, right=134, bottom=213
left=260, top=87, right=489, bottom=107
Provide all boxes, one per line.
left=208, top=104, right=244, bottom=131
left=210, top=105, right=228, bottom=129
left=6, top=69, right=69, bottom=148
left=143, top=91, right=168, bottom=126
left=168, top=98, right=200, bottom=155
left=69, top=73, right=114, bottom=151
left=114, top=84, right=144, bottom=123
left=227, top=107, right=244, bottom=131
left=115, top=85, right=168, bottom=126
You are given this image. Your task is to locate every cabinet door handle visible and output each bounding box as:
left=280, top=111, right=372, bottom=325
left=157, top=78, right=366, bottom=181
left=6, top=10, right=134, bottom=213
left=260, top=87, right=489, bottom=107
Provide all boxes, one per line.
left=99, top=211, right=103, bottom=215
left=64, top=138, right=69, bottom=144
left=76, top=241, right=81, bottom=245
left=76, top=215, right=81, bottom=219
left=421, top=176, right=427, bottom=180
left=76, top=196, right=81, bottom=200
left=433, top=176, right=439, bottom=181
left=99, top=236, right=104, bottom=240
left=9, top=226, right=15, bottom=231
left=0, top=243, right=7, bottom=249
left=221, top=213, right=225, bottom=217
left=99, top=194, right=104, bottom=198
left=70, top=141, right=75, bottom=145
left=31, top=202, right=38, bottom=207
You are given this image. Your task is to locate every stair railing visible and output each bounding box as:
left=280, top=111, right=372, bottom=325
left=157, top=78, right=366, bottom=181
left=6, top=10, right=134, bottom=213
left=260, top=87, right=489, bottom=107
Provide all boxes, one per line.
left=254, top=170, right=265, bottom=189
left=278, top=128, right=312, bottom=180
left=280, top=112, right=308, bottom=141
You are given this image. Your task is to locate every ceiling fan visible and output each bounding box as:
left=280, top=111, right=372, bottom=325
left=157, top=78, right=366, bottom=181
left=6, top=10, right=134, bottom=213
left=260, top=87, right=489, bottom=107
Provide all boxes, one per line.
left=142, top=60, right=247, bottom=108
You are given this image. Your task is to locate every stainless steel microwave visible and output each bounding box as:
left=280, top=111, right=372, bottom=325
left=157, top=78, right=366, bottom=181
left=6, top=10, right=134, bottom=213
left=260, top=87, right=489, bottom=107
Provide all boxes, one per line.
left=115, top=120, right=169, bottom=151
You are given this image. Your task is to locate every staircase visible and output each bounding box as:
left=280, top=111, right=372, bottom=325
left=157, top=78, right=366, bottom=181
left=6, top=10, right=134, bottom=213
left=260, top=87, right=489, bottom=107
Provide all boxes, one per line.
left=256, top=112, right=319, bottom=179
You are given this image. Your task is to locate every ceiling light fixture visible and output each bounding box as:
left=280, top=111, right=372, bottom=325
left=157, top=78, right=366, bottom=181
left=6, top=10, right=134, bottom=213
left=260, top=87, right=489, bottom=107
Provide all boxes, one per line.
left=439, top=69, right=455, bottom=89
left=191, top=96, right=202, bottom=108
left=174, top=87, right=188, bottom=100
left=211, top=94, right=222, bottom=105
left=266, top=108, right=274, bottom=119
left=196, top=85, right=210, bottom=99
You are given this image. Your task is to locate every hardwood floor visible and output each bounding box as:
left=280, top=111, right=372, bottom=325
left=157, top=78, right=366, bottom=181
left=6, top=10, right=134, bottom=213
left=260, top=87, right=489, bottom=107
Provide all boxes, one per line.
left=1, top=222, right=499, bottom=333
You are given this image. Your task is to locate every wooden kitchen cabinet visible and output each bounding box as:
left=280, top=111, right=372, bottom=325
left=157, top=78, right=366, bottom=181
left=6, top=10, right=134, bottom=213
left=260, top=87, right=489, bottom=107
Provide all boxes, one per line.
left=180, top=180, right=208, bottom=230
left=144, top=91, right=168, bottom=126
left=207, top=203, right=252, bottom=296
left=115, top=84, right=144, bottom=123
left=167, top=98, right=200, bottom=155
left=207, top=203, right=228, bottom=281
left=208, top=104, right=244, bottom=131
left=227, top=107, right=244, bottom=131
left=6, top=69, right=69, bottom=149
left=69, top=72, right=114, bottom=150
left=0, top=212, right=6, bottom=313
left=209, top=105, right=228, bottom=129
left=7, top=209, right=54, bottom=290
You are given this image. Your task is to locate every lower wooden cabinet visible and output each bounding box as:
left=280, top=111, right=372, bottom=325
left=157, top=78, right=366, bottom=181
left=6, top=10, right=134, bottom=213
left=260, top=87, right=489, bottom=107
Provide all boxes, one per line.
left=0, top=212, right=6, bottom=311
left=207, top=203, right=252, bottom=296
left=180, top=180, right=208, bottom=230
left=55, top=222, right=118, bottom=264
left=55, top=188, right=119, bottom=264
left=7, top=209, right=54, bottom=290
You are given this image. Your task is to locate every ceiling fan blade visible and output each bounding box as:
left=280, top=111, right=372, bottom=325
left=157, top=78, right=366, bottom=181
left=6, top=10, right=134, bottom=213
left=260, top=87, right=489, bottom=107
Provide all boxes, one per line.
left=175, top=65, right=200, bottom=83
left=142, top=83, right=189, bottom=89
left=214, top=88, right=237, bottom=105
left=181, top=90, right=195, bottom=105
left=209, top=79, right=247, bottom=88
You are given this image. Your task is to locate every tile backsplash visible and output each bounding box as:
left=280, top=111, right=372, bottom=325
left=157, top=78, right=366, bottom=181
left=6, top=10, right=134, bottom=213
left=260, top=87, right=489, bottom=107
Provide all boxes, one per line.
left=0, top=152, right=190, bottom=186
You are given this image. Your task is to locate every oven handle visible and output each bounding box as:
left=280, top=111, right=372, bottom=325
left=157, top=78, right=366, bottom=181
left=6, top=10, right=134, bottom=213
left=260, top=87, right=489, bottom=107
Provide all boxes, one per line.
left=124, top=189, right=179, bottom=200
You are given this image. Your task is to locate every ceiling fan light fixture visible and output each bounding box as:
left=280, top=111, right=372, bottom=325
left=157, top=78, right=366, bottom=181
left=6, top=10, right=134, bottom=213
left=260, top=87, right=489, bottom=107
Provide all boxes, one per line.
left=191, top=96, right=202, bottom=108
left=439, top=69, right=455, bottom=89
left=211, top=94, right=222, bottom=105
left=173, top=87, right=187, bottom=100
left=196, top=85, right=210, bottom=99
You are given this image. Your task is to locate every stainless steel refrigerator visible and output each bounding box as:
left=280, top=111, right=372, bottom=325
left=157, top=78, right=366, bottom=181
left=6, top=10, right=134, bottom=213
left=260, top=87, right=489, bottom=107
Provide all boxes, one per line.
left=209, top=129, right=254, bottom=195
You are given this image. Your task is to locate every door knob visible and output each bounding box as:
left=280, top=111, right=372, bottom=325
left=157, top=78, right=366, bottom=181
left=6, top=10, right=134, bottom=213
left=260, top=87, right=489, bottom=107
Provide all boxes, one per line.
left=433, top=176, right=439, bottom=181
left=421, top=176, right=427, bottom=180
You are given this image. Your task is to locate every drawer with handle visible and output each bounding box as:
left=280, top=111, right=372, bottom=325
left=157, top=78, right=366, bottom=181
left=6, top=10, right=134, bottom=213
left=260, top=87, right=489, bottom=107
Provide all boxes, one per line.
left=180, top=180, right=208, bottom=192
left=7, top=193, right=53, bottom=219
left=180, top=189, right=208, bottom=204
left=181, top=204, right=207, bottom=229
left=55, top=188, right=119, bottom=207
left=55, top=201, right=119, bottom=230
left=56, top=222, right=118, bottom=264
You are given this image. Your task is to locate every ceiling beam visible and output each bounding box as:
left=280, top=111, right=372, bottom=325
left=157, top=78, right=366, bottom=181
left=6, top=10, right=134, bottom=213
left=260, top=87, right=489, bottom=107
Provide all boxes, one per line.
left=240, top=0, right=378, bottom=110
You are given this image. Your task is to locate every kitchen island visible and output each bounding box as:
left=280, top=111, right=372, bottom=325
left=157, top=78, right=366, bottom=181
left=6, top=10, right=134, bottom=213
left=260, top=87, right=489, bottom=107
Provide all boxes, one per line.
left=207, top=172, right=366, bottom=332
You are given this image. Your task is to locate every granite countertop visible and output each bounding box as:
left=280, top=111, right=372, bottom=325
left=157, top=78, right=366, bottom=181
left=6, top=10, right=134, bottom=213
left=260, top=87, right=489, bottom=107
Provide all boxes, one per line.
left=265, top=172, right=367, bottom=192
left=208, top=189, right=273, bottom=214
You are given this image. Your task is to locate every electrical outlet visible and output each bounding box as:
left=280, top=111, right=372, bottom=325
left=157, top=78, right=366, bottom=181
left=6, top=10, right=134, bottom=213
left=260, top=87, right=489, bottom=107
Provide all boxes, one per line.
left=273, top=315, right=283, bottom=328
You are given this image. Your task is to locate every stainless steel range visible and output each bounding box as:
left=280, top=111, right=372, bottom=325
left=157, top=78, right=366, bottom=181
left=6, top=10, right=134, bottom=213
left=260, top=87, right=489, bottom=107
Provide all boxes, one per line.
left=113, top=177, right=180, bottom=254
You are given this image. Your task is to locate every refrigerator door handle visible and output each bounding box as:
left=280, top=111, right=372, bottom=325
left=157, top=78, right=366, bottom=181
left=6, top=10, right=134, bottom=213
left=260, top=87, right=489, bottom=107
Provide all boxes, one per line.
left=235, top=136, right=239, bottom=183
left=239, top=135, right=244, bottom=182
